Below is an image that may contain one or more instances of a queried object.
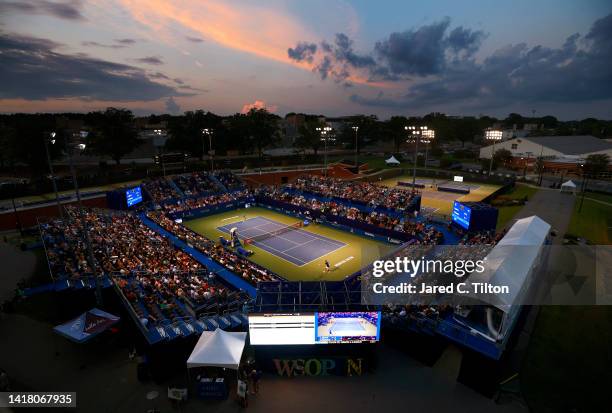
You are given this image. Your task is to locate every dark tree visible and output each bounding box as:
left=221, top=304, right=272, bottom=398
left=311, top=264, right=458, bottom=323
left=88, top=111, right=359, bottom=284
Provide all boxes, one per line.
left=493, top=148, right=513, bottom=166
left=86, top=108, right=139, bottom=164
left=295, top=118, right=326, bottom=155
left=385, top=116, right=409, bottom=153
left=241, top=108, right=280, bottom=157
left=338, top=115, right=381, bottom=151
left=166, top=110, right=222, bottom=158
left=584, top=154, right=610, bottom=178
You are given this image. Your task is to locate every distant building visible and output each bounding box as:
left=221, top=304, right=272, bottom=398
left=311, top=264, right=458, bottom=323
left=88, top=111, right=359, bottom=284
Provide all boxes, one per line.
left=480, top=135, right=612, bottom=160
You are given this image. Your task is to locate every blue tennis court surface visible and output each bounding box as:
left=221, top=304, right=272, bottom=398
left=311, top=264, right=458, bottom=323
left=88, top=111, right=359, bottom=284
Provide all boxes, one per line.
left=330, top=319, right=366, bottom=332
left=217, top=216, right=346, bottom=266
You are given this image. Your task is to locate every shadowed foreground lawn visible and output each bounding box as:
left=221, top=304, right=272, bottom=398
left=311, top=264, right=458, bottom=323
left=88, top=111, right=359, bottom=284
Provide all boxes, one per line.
left=567, top=195, right=612, bottom=244
left=521, top=305, right=612, bottom=412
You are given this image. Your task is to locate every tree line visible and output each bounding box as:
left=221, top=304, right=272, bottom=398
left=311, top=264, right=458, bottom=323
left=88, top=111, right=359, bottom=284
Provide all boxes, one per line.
left=1, top=108, right=611, bottom=171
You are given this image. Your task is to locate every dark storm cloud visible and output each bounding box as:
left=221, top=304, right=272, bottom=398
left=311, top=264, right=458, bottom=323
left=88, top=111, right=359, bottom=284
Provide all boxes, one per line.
left=445, top=26, right=487, bottom=57
left=0, top=32, right=187, bottom=101
left=288, top=18, right=483, bottom=84
left=115, top=38, right=137, bottom=45
left=185, top=36, right=204, bottom=43
left=82, top=41, right=125, bottom=49
left=134, top=56, right=164, bottom=65
left=314, top=55, right=332, bottom=80
left=350, top=13, right=612, bottom=110
left=149, top=72, right=170, bottom=80
left=333, top=33, right=376, bottom=68
left=287, top=42, right=317, bottom=63
left=82, top=38, right=138, bottom=49
left=374, top=18, right=458, bottom=76
left=0, top=0, right=84, bottom=20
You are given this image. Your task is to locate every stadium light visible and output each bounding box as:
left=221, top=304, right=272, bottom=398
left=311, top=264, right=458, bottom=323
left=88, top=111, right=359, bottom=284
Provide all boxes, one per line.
left=485, top=129, right=503, bottom=175
left=202, top=128, right=214, bottom=172
left=63, top=132, right=103, bottom=306
left=352, top=126, right=359, bottom=168
left=317, top=126, right=333, bottom=176
left=405, top=125, right=429, bottom=187
left=44, top=131, right=62, bottom=218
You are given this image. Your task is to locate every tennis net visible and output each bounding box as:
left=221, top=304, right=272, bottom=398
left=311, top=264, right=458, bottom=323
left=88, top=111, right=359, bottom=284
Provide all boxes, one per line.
left=244, top=222, right=302, bottom=244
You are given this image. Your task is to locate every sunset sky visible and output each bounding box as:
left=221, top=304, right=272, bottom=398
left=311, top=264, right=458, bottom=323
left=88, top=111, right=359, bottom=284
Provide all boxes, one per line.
left=1, top=0, right=611, bottom=119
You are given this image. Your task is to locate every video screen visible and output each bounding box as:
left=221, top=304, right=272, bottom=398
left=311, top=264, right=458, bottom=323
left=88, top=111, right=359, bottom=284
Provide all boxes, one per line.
left=125, top=186, right=143, bottom=208
left=451, top=200, right=471, bottom=230
left=315, top=311, right=380, bottom=344
left=248, top=313, right=315, bottom=345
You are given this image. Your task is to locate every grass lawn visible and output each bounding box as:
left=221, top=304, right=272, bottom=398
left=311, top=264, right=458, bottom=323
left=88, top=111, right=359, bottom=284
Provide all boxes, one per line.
left=521, top=306, right=612, bottom=411
left=566, top=196, right=612, bottom=244
left=184, top=206, right=395, bottom=281
left=495, top=184, right=539, bottom=230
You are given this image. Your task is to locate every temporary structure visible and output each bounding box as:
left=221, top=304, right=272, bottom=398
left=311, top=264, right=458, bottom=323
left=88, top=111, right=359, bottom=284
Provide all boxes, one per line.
left=462, top=216, right=551, bottom=341
left=53, top=308, right=120, bottom=343
left=560, top=180, right=577, bottom=194
left=187, top=329, right=247, bottom=370
left=385, top=155, right=400, bottom=165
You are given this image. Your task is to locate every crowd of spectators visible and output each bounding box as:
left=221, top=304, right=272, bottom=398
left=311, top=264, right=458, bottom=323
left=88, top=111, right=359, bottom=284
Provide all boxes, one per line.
left=173, top=172, right=220, bottom=197
left=161, top=190, right=253, bottom=214
left=143, top=178, right=181, bottom=203
left=257, top=187, right=443, bottom=244
left=39, top=207, right=242, bottom=326
left=147, top=211, right=277, bottom=285
left=215, top=170, right=245, bottom=190
left=289, top=176, right=419, bottom=211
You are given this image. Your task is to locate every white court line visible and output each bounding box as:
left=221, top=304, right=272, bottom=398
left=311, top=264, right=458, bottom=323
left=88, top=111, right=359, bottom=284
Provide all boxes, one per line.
left=228, top=215, right=348, bottom=267
left=221, top=215, right=240, bottom=221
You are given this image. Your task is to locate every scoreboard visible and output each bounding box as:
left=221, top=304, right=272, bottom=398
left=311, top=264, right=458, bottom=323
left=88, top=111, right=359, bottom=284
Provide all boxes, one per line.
left=452, top=201, right=471, bottom=230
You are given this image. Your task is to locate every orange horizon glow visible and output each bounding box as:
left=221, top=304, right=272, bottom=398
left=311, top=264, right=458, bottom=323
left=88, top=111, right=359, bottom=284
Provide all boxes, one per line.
left=113, top=0, right=391, bottom=88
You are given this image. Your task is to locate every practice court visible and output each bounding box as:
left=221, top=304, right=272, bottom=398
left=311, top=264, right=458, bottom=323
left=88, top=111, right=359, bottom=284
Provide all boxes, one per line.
left=217, top=216, right=346, bottom=266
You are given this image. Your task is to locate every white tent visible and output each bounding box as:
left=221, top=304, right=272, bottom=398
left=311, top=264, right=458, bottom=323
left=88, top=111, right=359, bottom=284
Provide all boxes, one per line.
left=187, top=329, right=247, bottom=370
left=463, top=216, right=551, bottom=340
left=560, top=180, right=577, bottom=194
left=385, top=155, right=400, bottom=165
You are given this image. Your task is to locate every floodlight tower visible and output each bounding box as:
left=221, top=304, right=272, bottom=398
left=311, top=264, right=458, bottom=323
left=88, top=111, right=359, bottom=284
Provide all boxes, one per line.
left=352, top=125, right=359, bottom=169
left=44, top=131, right=63, bottom=218
left=485, top=129, right=503, bottom=175
left=405, top=125, right=428, bottom=187
left=202, top=128, right=214, bottom=172
left=421, top=129, right=435, bottom=171
left=316, top=126, right=333, bottom=177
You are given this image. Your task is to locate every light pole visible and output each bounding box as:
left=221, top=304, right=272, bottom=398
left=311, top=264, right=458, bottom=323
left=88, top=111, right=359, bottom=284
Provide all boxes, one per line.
left=44, top=132, right=63, bottom=218
left=421, top=129, right=435, bottom=171
left=202, top=128, right=214, bottom=172
left=63, top=135, right=103, bottom=306
left=485, top=129, right=503, bottom=175
left=316, top=126, right=332, bottom=177
left=579, top=163, right=587, bottom=213
left=352, top=125, right=359, bottom=169
left=405, top=126, right=428, bottom=187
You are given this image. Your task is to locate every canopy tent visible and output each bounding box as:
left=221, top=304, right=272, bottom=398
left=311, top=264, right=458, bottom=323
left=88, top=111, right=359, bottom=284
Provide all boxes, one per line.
left=385, top=155, right=400, bottom=165
left=462, top=216, right=550, bottom=340
left=560, top=180, right=577, bottom=194
left=53, top=308, right=120, bottom=343
left=187, top=329, right=247, bottom=370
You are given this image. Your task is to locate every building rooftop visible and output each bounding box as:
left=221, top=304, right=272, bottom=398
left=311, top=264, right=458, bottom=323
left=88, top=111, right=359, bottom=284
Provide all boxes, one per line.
left=526, top=135, right=612, bottom=155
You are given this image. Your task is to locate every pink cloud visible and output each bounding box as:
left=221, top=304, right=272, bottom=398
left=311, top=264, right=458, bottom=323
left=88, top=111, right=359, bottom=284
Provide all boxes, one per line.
left=241, top=99, right=278, bottom=114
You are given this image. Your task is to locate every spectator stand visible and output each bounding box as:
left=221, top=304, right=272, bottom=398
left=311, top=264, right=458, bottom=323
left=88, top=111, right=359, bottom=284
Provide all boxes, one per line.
left=138, top=213, right=258, bottom=298
left=111, top=272, right=249, bottom=345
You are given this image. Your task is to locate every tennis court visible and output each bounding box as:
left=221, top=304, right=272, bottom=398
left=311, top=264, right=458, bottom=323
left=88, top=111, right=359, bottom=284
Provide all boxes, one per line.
left=217, top=216, right=346, bottom=266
